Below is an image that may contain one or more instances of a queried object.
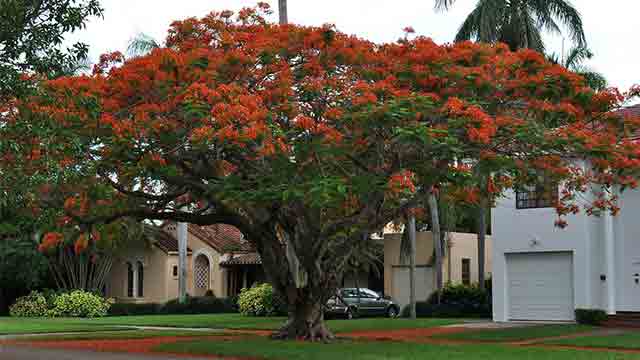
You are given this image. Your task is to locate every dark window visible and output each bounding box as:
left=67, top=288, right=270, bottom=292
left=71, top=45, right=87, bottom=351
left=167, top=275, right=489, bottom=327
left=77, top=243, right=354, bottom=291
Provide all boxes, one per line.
left=462, top=258, right=471, bottom=286
left=137, top=261, right=144, bottom=298
left=172, top=265, right=178, bottom=277
left=516, top=180, right=558, bottom=209
left=126, top=262, right=134, bottom=297
left=340, top=289, right=359, bottom=298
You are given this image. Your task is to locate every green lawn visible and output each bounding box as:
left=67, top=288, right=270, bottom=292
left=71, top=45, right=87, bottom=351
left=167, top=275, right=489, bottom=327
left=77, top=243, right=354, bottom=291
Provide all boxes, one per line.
left=23, top=330, right=225, bottom=341
left=155, top=337, right=640, bottom=360
left=435, top=324, right=595, bottom=342
left=93, top=313, right=287, bottom=330
left=0, top=317, right=123, bottom=335
left=0, top=314, right=461, bottom=335
left=544, top=331, right=640, bottom=350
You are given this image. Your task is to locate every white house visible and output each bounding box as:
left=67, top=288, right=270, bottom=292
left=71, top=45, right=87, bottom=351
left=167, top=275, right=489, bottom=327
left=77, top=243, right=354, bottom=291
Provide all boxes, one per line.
left=492, top=147, right=640, bottom=321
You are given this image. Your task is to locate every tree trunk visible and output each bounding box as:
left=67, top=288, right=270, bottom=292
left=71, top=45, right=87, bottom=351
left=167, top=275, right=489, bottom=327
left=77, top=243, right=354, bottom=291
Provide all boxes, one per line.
left=272, top=295, right=334, bottom=342
left=0, top=286, right=6, bottom=315
left=177, top=221, right=188, bottom=304
left=278, top=0, right=288, bottom=25
left=252, top=223, right=337, bottom=342
left=477, top=202, right=487, bottom=290
left=428, top=192, right=443, bottom=302
left=408, top=213, right=417, bottom=319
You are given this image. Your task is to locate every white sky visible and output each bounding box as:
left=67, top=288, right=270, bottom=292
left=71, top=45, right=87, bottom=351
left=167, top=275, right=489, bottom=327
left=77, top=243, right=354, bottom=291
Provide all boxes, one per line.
left=68, top=0, right=639, bottom=94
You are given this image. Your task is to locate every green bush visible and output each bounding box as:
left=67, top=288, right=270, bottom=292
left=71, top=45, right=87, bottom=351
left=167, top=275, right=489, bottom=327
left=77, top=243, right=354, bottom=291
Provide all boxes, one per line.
left=575, top=309, right=607, bottom=325
left=9, top=291, right=48, bottom=317
left=109, top=302, right=161, bottom=316
left=401, top=283, right=491, bottom=318
left=237, top=283, right=286, bottom=317
left=49, top=290, right=112, bottom=318
left=159, top=295, right=235, bottom=314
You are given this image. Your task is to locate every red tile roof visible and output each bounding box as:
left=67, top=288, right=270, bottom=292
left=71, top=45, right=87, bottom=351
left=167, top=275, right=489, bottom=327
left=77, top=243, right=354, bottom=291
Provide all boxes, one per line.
left=187, top=223, right=253, bottom=253
left=145, top=225, right=191, bottom=254
left=618, top=104, right=640, bottom=140
left=220, top=252, right=262, bottom=266
left=619, top=104, right=640, bottom=118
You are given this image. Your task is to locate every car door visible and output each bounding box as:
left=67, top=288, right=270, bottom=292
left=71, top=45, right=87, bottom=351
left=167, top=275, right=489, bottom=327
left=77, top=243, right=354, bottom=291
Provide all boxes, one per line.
left=340, top=289, right=360, bottom=312
left=358, top=289, right=384, bottom=315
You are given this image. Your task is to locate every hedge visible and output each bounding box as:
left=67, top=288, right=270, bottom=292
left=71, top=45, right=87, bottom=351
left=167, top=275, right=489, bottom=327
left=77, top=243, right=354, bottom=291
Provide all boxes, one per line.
left=402, top=283, right=492, bottom=318
left=575, top=309, right=607, bottom=325
left=108, top=295, right=237, bottom=316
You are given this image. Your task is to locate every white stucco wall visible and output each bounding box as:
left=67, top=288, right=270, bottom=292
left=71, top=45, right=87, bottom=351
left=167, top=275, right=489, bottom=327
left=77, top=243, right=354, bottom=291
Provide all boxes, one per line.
left=491, top=186, right=602, bottom=321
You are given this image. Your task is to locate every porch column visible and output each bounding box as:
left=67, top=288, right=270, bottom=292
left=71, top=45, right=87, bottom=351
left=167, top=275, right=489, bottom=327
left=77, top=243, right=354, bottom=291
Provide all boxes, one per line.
left=604, top=192, right=616, bottom=315
left=243, top=269, right=248, bottom=289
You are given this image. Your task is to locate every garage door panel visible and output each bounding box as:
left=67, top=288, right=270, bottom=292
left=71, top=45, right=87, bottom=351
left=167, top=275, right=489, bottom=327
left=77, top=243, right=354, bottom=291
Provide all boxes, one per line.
left=507, top=252, right=574, bottom=321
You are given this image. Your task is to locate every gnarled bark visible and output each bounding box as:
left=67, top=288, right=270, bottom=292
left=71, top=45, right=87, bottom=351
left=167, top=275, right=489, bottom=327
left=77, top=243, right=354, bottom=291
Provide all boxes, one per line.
left=271, top=297, right=334, bottom=342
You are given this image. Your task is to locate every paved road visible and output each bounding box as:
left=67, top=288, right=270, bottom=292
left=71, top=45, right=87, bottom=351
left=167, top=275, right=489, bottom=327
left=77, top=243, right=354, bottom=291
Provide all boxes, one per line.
left=0, top=345, right=216, bottom=360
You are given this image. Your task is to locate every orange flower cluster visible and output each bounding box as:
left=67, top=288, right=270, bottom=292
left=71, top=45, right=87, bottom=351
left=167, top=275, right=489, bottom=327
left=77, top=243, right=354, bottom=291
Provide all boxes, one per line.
left=74, top=234, right=89, bottom=254
left=6, top=3, right=639, bottom=234
left=38, top=232, right=64, bottom=252
left=388, top=170, right=416, bottom=194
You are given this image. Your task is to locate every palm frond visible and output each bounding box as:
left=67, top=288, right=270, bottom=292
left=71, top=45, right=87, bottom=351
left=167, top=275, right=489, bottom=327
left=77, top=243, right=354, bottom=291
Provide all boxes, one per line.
left=434, top=0, right=457, bottom=11
left=564, top=45, right=593, bottom=69
left=528, top=0, right=561, bottom=35
left=521, top=10, right=545, bottom=52
left=576, top=68, right=607, bottom=91
left=545, top=0, right=586, bottom=46
left=127, top=33, right=161, bottom=58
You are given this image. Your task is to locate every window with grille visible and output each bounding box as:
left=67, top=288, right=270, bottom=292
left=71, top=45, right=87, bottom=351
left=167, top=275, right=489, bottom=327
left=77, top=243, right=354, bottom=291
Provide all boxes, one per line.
left=462, top=258, right=471, bottom=286
left=515, top=179, right=558, bottom=209
left=194, top=255, right=210, bottom=289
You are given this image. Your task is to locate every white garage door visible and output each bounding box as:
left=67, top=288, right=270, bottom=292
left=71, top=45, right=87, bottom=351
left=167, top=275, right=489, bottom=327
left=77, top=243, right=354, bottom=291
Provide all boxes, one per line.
left=392, top=266, right=434, bottom=309
left=507, top=252, right=574, bottom=321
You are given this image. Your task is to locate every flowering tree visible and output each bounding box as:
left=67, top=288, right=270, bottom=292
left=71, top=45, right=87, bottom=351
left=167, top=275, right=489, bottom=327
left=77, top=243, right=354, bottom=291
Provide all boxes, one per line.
left=2, top=4, right=639, bottom=341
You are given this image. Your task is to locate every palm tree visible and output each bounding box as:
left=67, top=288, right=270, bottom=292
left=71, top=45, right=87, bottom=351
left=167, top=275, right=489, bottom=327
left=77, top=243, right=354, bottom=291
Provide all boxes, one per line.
left=549, top=46, right=607, bottom=91
left=398, top=214, right=418, bottom=318
left=434, top=0, right=586, bottom=52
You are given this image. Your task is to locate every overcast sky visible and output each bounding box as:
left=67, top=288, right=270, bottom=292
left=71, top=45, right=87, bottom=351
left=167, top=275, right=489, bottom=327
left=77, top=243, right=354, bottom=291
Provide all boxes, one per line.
left=68, top=0, right=639, bottom=94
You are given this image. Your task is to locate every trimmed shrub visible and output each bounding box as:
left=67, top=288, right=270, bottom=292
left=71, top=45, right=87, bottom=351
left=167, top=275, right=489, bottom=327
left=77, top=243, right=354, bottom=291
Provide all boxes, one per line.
left=9, top=291, right=48, bottom=317
left=237, top=283, right=286, bottom=317
left=575, top=309, right=607, bottom=325
left=49, top=290, right=112, bottom=318
left=10, top=290, right=112, bottom=318
left=401, top=283, right=491, bottom=318
left=159, top=295, right=234, bottom=314
left=109, top=303, right=161, bottom=316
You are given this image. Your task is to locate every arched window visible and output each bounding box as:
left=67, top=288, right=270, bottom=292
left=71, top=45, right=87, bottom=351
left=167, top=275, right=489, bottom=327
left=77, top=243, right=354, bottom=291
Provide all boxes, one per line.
left=136, top=261, right=144, bottom=298
left=194, top=254, right=211, bottom=295
left=126, top=262, right=134, bottom=297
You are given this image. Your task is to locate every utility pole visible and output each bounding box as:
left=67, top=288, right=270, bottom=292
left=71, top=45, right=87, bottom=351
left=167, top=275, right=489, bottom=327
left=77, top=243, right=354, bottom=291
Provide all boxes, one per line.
left=178, top=221, right=188, bottom=304
left=278, top=0, right=288, bottom=25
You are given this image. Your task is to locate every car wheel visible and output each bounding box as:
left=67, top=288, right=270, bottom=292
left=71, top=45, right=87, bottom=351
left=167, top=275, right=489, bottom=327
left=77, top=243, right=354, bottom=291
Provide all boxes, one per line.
left=346, top=308, right=354, bottom=320
left=387, top=306, right=398, bottom=318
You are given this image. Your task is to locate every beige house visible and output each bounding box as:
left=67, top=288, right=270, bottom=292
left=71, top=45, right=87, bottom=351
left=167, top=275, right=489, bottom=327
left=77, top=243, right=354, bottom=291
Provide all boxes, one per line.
left=384, top=231, right=492, bottom=308
left=106, top=223, right=490, bottom=307
left=106, top=223, right=263, bottom=303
